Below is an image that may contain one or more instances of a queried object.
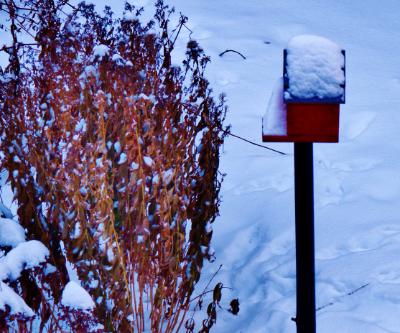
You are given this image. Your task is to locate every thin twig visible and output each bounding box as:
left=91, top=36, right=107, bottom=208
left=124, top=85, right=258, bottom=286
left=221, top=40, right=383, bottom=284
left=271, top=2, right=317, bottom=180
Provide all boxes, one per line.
left=225, top=130, right=287, bottom=155
left=190, top=286, right=233, bottom=303
left=202, top=265, right=223, bottom=295
left=316, top=283, right=370, bottom=312
left=1, top=42, right=38, bottom=52
left=171, top=15, right=186, bottom=47
left=347, top=283, right=370, bottom=296
left=183, top=22, right=193, bottom=40
left=0, top=0, right=39, bottom=12
left=0, top=7, right=37, bottom=40
left=219, top=49, right=246, bottom=60
left=189, top=264, right=223, bottom=316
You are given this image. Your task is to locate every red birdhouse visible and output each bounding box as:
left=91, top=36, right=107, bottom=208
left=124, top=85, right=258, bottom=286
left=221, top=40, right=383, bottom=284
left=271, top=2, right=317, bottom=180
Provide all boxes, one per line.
left=262, top=35, right=346, bottom=143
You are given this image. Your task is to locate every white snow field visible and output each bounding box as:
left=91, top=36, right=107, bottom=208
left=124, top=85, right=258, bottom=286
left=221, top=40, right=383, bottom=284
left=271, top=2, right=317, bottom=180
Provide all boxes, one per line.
left=153, top=1, right=400, bottom=332
left=2, top=0, right=400, bottom=332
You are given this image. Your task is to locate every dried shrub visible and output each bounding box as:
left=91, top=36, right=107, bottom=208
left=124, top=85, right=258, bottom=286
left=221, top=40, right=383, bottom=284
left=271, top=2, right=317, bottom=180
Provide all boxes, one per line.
left=0, top=0, right=229, bottom=331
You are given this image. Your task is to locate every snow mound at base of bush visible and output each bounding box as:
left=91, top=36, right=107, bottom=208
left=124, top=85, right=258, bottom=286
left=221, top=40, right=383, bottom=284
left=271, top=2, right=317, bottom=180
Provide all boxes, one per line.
left=61, top=281, right=95, bottom=310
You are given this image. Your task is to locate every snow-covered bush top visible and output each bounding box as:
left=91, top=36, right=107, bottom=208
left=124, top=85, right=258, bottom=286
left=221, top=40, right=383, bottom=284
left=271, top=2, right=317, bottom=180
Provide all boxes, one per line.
left=285, top=35, right=345, bottom=101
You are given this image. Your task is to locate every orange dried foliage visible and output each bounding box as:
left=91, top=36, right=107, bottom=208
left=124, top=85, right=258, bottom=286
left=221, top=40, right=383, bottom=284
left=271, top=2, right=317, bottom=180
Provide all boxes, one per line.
left=0, top=1, right=228, bottom=332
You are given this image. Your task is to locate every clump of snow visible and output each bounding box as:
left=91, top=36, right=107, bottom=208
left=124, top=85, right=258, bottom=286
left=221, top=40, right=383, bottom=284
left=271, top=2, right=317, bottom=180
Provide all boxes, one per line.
left=114, top=141, right=121, bottom=154
left=71, top=222, right=82, bottom=239
left=263, top=78, right=287, bottom=135
left=143, top=156, right=153, bottom=167
left=0, top=240, right=49, bottom=280
left=137, top=93, right=157, bottom=104
left=75, top=119, right=87, bottom=133
left=285, top=35, right=345, bottom=100
left=162, top=168, right=174, bottom=185
left=111, top=53, right=125, bottom=65
left=79, top=65, right=98, bottom=80
left=0, top=235, right=49, bottom=318
left=205, top=222, right=213, bottom=234
left=92, top=44, right=109, bottom=59
left=0, top=281, right=34, bottom=317
left=0, top=218, right=26, bottom=248
left=131, top=162, right=139, bottom=170
left=118, top=152, right=127, bottom=165
left=59, top=241, right=80, bottom=283
left=61, top=281, right=95, bottom=310
left=80, top=187, right=88, bottom=196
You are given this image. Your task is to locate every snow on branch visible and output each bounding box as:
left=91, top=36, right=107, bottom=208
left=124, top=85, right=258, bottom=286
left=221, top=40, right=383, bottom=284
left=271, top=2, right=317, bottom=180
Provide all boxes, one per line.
left=0, top=218, right=26, bottom=248
left=0, top=281, right=35, bottom=318
left=0, top=240, right=49, bottom=280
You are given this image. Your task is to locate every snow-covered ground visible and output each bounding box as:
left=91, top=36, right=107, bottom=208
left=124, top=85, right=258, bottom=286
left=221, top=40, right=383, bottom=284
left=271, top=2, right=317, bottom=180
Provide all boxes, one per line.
left=3, top=0, right=400, bottom=332
left=154, top=1, right=400, bottom=332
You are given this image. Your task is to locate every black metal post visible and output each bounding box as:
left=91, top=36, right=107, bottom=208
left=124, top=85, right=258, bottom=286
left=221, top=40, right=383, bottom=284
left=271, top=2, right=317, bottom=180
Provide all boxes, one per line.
left=294, top=142, right=316, bottom=333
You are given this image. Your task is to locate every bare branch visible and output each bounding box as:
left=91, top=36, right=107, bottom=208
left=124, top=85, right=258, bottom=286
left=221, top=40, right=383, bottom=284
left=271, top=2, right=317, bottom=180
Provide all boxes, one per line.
left=219, top=49, right=246, bottom=60
left=225, top=130, right=287, bottom=155
left=316, top=283, right=370, bottom=312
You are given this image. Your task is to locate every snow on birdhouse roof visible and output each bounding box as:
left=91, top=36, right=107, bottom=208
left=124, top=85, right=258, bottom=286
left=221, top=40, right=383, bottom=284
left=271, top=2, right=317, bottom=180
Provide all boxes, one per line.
left=284, top=35, right=345, bottom=103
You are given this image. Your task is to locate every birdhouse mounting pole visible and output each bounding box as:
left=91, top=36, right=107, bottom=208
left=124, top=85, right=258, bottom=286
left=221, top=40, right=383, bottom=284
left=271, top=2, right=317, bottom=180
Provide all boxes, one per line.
left=294, top=142, right=316, bottom=333
left=263, top=36, right=345, bottom=333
